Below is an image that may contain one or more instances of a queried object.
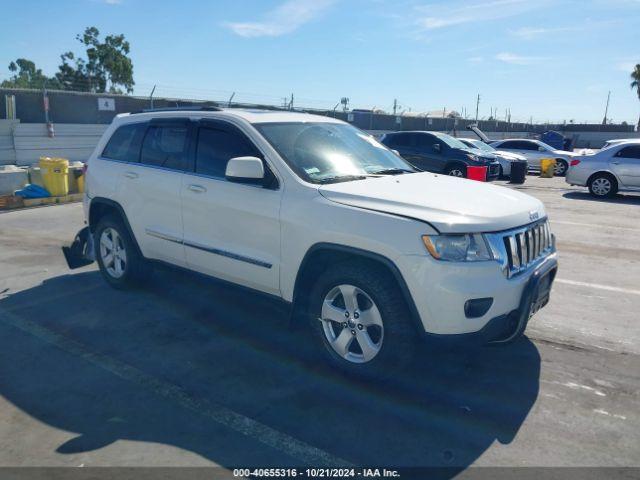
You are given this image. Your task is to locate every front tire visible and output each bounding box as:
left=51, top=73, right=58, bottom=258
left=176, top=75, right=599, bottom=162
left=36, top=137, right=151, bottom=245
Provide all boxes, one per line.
left=95, top=215, right=149, bottom=289
left=309, top=262, right=416, bottom=378
left=588, top=173, right=618, bottom=198
left=446, top=164, right=467, bottom=178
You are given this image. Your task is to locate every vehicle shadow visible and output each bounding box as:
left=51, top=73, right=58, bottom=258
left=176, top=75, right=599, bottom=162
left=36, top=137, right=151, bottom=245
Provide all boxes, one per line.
left=562, top=191, right=640, bottom=204
left=0, top=267, right=541, bottom=474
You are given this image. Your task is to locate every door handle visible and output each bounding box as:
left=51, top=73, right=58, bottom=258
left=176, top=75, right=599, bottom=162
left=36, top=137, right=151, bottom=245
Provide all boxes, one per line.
left=124, top=171, right=139, bottom=179
left=188, top=184, right=207, bottom=193
left=611, top=161, right=620, bottom=165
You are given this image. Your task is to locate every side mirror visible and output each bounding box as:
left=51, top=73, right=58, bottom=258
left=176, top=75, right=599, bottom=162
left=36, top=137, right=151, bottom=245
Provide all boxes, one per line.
left=433, top=143, right=441, bottom=152
left=538, top=146, right=545, bottom=152
left=225, top=156, right=265, bottom=184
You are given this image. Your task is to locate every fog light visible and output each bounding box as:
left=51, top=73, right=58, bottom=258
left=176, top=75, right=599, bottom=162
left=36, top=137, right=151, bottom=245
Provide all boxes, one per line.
left=464, top=298, right=493, bottom=318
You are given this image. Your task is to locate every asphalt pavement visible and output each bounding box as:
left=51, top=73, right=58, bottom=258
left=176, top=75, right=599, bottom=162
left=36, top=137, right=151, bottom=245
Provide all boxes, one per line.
left=0, top=175, right=638, bottom=474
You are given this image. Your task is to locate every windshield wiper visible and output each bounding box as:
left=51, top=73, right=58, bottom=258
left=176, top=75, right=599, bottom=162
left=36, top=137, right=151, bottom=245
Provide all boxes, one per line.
left=369, top=168, right=414, bottom=175
left=316, top=174, right=372, bottom=184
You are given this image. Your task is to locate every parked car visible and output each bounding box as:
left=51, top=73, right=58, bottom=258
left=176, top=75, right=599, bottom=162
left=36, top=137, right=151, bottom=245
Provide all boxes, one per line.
left=489, top=138, right=575, bottom=176
left=566, top=139, right=640, bottom=198
left=63, top=108, right=557, bottom=378
left=380, top=131, right=501, bottom=180
left=458, top=138, right=528, bottom=178
left=601, top=138, right=638, bottom=150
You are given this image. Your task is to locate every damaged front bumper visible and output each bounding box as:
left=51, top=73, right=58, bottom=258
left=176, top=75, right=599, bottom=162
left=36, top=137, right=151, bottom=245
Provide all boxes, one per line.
left=62, top=227, right=95, bottom=269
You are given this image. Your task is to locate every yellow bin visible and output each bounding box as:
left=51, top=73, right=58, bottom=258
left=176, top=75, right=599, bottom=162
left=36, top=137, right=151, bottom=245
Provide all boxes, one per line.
left=39, top=157, right=69, bottom=196
left=540, top=158, right=556, bottom=178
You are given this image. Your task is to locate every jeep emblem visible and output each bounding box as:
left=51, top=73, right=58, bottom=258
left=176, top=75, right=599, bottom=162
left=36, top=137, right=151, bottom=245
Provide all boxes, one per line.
left=529, top=211, right=539, bottom=221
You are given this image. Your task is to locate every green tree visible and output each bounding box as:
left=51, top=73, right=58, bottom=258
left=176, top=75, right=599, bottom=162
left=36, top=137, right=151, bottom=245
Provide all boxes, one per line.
left=1, top=58, right=60, bottom=89
left=631, top=64, right=640, bottom=128
left=55, top=26, right=134, bottom=94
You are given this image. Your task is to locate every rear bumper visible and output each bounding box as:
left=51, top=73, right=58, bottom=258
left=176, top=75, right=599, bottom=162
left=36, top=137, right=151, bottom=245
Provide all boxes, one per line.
left=565, top=167, right=589, bottom=186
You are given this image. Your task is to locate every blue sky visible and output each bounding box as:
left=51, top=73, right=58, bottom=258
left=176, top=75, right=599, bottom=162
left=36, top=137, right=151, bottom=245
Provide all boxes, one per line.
left=1, top=0, right=639, bottom=123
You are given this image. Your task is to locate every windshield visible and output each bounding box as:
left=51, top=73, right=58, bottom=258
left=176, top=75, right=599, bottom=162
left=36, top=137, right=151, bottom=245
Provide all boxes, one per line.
left=434, top=133, right=469, bottom=150
left=255, top=122, right=416, bottom=183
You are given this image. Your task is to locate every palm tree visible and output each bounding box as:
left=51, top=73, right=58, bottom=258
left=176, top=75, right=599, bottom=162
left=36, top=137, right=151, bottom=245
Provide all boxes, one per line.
left=631, top=64, right=640, bottom=129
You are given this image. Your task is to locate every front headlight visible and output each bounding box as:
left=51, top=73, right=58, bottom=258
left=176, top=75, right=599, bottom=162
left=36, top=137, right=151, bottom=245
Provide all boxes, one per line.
left=422, top=234, right=493, bottom=262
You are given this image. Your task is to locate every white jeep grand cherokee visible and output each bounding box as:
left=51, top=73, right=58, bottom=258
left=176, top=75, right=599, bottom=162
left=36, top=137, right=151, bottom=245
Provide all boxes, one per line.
left=64, top=107, right=557, bottom=377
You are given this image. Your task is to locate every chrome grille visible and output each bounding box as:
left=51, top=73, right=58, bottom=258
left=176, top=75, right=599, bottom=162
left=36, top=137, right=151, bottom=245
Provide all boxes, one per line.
left=500, top=220, right=553, bottom=277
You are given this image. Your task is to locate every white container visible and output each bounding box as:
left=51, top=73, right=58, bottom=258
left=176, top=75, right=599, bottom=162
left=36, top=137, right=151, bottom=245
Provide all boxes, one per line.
left=0, top=165, right=28, bottom=195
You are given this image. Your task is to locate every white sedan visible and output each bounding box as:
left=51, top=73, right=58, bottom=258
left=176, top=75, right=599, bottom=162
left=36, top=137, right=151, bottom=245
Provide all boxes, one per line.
left=459, top=138, right=527, bottom=177
left=490, top=138, right=575, bottom=176
left=566, top=139, right=640, bottom=197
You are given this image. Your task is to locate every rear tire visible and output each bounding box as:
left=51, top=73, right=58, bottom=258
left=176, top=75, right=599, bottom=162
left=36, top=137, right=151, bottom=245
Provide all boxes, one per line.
left=94, top=215, right=149, bottom=289
left=309, top=261, right=416, bottom=379
left=554, top=159, right=568, bottom=176
left=588, top=173, right=618, bottom=198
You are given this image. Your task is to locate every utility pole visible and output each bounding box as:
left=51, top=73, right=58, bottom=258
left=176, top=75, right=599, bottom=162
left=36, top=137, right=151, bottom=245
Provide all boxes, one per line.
left=228, top=92, right=235, bottom=107
left=475, top=94, right=480, bottom=122
left=149, top=84, right=156, bottom=109
left=602, top=90, right=610, bottom=125
left=289, top=93, right=294, bottom=111
left=393, top=98, right=398, bottom=115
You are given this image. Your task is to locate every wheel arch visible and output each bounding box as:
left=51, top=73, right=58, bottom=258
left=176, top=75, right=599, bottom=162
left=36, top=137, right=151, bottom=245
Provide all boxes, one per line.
left=89, top=197, right=143, bottom=257
left=587, top=170, right=619, bottom=187
left=290, top=243, right=423, bottom=334
left=443, top=160, right=467, bottom=173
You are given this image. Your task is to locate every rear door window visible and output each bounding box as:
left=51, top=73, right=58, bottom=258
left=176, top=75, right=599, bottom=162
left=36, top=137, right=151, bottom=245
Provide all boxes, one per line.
left=500, top=140, right=537, bottom=150
left=617, top=145, right=640, bottom=159
left=140, top=125, right=189, bottom=171
left=101, top=123, right=147, bottom=162
left=497, top=140, right=519, bottom=150
left=387, top=133, right=415, bottom=148
left=518, top=141, right=540, bottom=151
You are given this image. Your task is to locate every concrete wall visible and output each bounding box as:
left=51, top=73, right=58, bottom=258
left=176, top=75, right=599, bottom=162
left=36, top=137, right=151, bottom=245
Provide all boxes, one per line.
left=1, top=88, right=221, bottom=125
left=0, top=89, right=637, bottom=165
left=10, top=124, right=107, bottom=166
left=0, top=120, right=19, bottom=166
left=2, top=87, right=636, bottom=137
left=2, top=122, right=638, bottom=167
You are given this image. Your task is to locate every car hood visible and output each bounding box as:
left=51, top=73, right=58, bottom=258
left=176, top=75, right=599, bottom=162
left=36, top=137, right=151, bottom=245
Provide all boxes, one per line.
left=318, top=172, right=546, bottom=233
left=461, top=147, right=497, bottom=161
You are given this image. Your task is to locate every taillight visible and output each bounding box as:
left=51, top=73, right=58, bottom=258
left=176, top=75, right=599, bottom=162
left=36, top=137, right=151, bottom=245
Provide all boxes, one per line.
left=570, top=159, right=581, bottom=167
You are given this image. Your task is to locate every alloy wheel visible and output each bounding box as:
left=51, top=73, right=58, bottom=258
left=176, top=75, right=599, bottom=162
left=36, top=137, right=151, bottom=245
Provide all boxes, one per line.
left=319, top=284, right=384, bottom=364
left=554, top=160, right=567, bottom=176
left=99, top=227, right=127, bottom=279
left=449, top=169, right=464, bottom=177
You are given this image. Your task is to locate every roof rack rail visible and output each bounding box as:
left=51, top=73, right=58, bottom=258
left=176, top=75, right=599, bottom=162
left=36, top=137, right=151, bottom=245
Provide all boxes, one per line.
left=130, top=106, right=223, bottom=114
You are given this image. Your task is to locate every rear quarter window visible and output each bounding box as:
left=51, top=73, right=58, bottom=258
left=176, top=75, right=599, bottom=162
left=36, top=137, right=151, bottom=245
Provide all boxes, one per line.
left=101, top=123, right=147, bottom=162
